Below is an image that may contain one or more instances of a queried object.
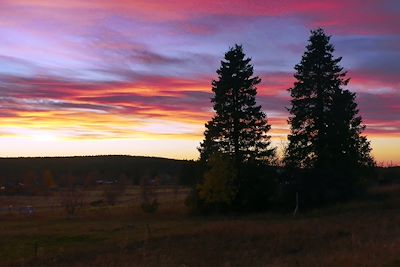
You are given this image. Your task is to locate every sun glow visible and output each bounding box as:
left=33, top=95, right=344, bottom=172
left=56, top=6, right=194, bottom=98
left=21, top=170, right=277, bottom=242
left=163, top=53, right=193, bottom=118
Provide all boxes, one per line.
left=9, top=129, right=61, bottom=142
left=30, top=132, right=59, bottom=142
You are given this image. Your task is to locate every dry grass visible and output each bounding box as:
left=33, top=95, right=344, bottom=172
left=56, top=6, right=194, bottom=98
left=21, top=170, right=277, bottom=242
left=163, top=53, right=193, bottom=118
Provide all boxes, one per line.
left=0, top=186, right=189, bottom=214
left=1, top=185, right=400, bottom=266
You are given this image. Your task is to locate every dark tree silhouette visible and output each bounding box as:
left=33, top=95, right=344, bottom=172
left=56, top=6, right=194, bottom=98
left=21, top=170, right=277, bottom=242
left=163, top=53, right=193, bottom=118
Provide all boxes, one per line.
left=199, top=44, right=275, bottom=166
left=192, top=45, right=276, bottom=212
left=285, top=29, right=374, bottom=202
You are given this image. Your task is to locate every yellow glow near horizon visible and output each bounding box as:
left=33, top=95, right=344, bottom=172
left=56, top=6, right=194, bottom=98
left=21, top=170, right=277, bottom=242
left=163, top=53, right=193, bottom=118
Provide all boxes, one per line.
left=0, top=136, right=201, bottom=160
left=0, top=133, right=398, bottom=166
left=370, top=137, right=400, bottom=166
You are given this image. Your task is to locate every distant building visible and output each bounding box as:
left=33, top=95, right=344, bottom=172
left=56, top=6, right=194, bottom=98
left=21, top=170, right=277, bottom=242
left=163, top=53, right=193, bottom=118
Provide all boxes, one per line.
left=96, top=179, right=118, bottom=185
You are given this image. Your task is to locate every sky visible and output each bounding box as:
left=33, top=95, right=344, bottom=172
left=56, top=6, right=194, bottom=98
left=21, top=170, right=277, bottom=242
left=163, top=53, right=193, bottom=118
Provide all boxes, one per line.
left=0, top=0, right=399, bottom=164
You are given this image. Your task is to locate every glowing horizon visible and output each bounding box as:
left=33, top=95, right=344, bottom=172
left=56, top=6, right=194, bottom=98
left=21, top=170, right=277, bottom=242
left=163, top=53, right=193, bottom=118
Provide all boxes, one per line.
left=0, top=0, right=399, bottom=165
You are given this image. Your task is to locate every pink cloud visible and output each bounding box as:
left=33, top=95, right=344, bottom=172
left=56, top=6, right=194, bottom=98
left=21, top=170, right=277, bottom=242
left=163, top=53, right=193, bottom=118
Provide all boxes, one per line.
left=2, top=0, right=399, bottom=35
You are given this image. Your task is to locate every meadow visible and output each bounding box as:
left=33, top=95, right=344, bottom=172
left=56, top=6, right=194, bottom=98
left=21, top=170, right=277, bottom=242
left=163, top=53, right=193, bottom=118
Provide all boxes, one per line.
left=1, top=184, right=400, bottom=267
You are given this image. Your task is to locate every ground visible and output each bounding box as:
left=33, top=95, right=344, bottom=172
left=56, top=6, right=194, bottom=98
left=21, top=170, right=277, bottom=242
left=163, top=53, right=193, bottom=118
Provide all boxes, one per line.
left=1, top=185, right=400, bottom=266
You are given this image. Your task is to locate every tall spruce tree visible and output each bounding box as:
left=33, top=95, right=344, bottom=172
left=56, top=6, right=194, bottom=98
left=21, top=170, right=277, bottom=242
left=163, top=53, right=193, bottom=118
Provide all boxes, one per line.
left=285, top=29, right=374, bottom=201
left=199, top=44, right=275, bottom=166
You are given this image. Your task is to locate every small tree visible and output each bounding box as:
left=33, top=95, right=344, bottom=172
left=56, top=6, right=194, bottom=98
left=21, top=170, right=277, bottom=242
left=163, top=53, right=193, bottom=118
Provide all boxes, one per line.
left=60, top=189, right=83, bottom=217
left=140, top=175, right=159, bottom=241
left=41, top=170, right=56, bottom=194
left=84, top=170, right=99, bottom=188
left=198, top=153, right=238, bottom=210
left=103, top=178, right=126, bottom=206
left=140, top=176, right=159, bottom=214
left=22, top=170, right=38, bottom=195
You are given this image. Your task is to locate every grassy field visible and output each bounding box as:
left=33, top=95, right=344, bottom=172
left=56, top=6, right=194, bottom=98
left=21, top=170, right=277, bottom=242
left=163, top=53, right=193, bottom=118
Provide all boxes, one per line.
left=1, top=185, right=400, bottom=266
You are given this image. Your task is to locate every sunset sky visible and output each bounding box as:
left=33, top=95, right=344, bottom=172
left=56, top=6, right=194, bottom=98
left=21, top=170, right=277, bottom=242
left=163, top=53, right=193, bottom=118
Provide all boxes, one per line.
left=0, top=0, right=399, bottom=164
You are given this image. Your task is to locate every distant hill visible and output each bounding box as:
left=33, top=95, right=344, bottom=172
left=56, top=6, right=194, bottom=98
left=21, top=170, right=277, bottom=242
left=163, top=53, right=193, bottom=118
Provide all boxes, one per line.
left=0, top=155, right=198, bottom=187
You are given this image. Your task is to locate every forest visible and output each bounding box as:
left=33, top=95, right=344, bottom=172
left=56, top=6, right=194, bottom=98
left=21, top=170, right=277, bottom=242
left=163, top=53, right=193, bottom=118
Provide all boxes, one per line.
left=0, top=156, right=200, bottom=193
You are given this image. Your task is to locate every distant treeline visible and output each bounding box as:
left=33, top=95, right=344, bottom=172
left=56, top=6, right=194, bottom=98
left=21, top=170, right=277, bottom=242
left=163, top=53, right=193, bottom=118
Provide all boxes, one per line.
left=0, top=155, right=201, bottom=189
left=0, top=155, right=398, bottom=197
left=376, top=166, right=400, bottom=184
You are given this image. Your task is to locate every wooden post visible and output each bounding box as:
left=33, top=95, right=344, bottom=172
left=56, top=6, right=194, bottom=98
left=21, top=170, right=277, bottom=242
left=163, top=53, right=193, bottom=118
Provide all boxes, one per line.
left=293, top=192, right=299, bottom=217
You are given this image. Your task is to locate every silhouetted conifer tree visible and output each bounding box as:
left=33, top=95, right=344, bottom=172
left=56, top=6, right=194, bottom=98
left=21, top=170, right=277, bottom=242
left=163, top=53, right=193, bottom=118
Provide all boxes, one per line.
left=199, top=44, right=275, bottom=166
left=285, top=29, right=374, bottom=202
